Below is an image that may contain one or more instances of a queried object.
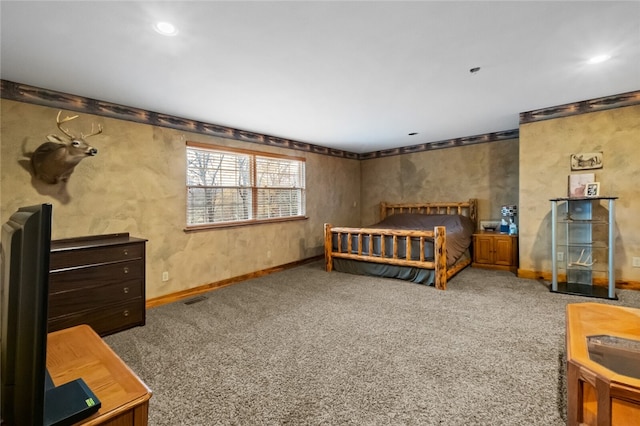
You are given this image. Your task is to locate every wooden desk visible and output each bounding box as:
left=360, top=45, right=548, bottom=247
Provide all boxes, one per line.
left=47, top=325, right=152, bottom=426
left=566, top=303, right=640, bottom=426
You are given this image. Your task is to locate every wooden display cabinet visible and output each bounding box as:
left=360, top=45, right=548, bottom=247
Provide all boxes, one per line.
left=550, top=196, right=617, bottom=300
left=472, top=231, right=518, bottom=272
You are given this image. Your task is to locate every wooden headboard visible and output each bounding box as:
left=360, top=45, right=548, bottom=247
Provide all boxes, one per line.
left=379, top=199, right=478, bottom=228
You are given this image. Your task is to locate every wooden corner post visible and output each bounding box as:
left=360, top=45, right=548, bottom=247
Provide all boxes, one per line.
left=434, top=226, right=447, bottom=290
left=380, top=202, right=388, bottom=221
left=324, top=223, right=333, bottom=272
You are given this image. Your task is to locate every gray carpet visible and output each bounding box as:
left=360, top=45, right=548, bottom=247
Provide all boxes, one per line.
left=104, top=262, right=640, bottom=425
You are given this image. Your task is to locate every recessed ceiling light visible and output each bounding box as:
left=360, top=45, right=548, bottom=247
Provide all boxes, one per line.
left=154, top=21, right=178, bottom=36
left=587, top=54, right=611, bottom=64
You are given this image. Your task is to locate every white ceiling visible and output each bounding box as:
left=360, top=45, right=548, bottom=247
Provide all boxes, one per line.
left=1, top=1, right=639, bottom=154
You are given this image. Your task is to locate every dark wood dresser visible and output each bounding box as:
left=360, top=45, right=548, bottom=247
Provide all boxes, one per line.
left=48, top=233, right=147, bottom=336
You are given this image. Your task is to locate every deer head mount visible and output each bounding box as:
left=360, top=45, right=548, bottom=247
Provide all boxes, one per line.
left=31, top=111, right=102, bottom=184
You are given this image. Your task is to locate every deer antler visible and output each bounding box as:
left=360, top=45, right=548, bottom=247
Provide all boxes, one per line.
left=56, top=110, right=79, bottom=139
left=81, top=123, right=103, bottom=139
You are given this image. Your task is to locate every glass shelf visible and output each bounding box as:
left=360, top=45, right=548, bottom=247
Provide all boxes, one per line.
left=557, top=219, right=609, bottom=224
left=550, top=197, right=617, bottom=300
left=555, top=242, right=608, bottom=249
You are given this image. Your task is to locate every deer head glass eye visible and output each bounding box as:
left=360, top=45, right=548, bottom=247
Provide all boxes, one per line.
left=71, top=140, right=81, bottom=147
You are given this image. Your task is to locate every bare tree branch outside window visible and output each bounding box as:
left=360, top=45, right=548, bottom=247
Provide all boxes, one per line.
left=186, top=145, right=305, bottom=226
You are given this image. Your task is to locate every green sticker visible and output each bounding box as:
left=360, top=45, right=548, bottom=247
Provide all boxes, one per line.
left=85, top=397, right=96, bottom=407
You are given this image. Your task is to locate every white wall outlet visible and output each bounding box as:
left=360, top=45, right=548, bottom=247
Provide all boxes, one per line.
left=267, top=250, right=272, bottom=259
left=162, top=271, right=169, bottom=281
left=557, top=252, right=564, bottom=262
left=633, top=257, right=640, bottom=268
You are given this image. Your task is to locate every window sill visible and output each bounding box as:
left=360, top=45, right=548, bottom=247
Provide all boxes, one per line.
left=184, top=216, right=308, bottom=232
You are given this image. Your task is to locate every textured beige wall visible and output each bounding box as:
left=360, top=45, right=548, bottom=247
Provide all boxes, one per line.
left=360, top=139, right=519, bottom=226
left=5, top=96, right=636, bottom=299
left=519, top=105, right=640, bottom=282
left=1, top=100, right=361, bottom=299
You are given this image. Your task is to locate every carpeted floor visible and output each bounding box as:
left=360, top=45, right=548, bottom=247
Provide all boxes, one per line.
left=104, top=262, right=640, bottom=425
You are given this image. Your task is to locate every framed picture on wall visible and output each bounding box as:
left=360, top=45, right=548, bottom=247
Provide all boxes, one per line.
left=570, top=152, right=603, bottom=171
left=568, top=173, right=595, bottom=197
left=585, top=182, right=600, bottom=197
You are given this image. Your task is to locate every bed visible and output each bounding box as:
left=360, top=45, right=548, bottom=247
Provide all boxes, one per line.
left=324, top=199, right=478, bottom=290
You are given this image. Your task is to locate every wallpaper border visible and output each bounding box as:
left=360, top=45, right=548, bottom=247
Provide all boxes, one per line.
left=3, top=80, right=636, bottom=160
left=0, top=80, right=358, bottom=160
left=1, top=79, right=519, bottom=160
left=359, top=129, right=520, bottom=160
left=519, top=90, right=640, bottom=124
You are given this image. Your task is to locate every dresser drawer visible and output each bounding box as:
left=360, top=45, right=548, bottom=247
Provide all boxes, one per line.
left=48, top=299, right=145, bottom=336
left=49, top=279, right=143, bottom=318
left=50, top=259, right=144, bottom=293
left=50, top=242, right=144, bottom=271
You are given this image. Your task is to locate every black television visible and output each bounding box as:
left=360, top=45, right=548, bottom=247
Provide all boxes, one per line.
left=0, top=204, right=101, bottom=425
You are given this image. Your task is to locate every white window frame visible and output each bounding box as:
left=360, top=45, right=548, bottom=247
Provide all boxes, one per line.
left=186, top=142, right=306, bottom=229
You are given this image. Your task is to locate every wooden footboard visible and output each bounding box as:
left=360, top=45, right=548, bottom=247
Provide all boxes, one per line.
left=324, top=224, right=449, bottom=290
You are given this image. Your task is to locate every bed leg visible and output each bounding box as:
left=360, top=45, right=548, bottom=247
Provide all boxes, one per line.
left=434, top=226, right=447, bottom=290
left=324, top=223, right=333, bottom=272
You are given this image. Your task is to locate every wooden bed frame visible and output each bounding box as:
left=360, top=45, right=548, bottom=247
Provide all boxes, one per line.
left=324, top=199, right=478, bottom=290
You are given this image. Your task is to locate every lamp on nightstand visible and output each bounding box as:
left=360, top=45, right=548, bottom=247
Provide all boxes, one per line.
left=501, top=205, right=518, bottom=235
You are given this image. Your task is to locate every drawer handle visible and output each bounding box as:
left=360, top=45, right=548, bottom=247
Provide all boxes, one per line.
left=123, top=310, right=130, bottom=317
left=123, top=286, right=129, bottom=294
left=123, top=249, right=129, bottom=256
left=123, top=266, right=129, bottom=274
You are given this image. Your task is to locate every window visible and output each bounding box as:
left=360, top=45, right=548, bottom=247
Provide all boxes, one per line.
left=186, top=142, right=306, bottom=227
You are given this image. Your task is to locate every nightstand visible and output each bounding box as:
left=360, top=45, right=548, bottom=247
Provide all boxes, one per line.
left=472, top=231, right=518, bottom=273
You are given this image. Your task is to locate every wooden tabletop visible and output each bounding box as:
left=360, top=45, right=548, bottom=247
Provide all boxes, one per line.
left=566, top=303, right=640, bottom=387
left=47, top=325, right=152, bottom=425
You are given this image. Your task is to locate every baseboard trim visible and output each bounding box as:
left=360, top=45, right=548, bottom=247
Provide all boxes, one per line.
left=517, top=269, right=640, bottom=291
left=146, top=255, right=323, bottom=309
